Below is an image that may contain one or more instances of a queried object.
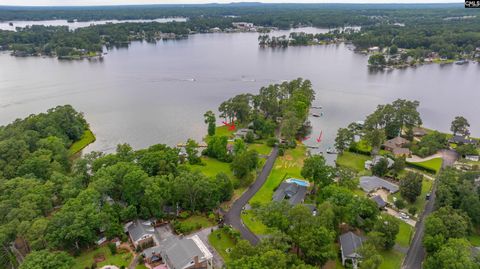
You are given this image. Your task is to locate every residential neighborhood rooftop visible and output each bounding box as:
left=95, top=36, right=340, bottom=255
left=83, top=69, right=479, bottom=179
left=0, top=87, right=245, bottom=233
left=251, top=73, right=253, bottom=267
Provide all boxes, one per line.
left=359, top=176, right=399, bottom=193
left=159, top=235, right=213, bottom=269
left=272, top=180, right=308, bottom=205
left=340, top=232, right=364, bottom=261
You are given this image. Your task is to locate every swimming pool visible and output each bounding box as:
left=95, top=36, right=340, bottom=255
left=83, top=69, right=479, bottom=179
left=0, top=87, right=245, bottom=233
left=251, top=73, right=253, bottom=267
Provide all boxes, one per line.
left=286, top=178, right=310, bottom=187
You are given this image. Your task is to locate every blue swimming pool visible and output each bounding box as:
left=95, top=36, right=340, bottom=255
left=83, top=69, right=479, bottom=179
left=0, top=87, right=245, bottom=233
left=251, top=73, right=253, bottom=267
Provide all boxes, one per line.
left=286, top=178, right=310, bottom=187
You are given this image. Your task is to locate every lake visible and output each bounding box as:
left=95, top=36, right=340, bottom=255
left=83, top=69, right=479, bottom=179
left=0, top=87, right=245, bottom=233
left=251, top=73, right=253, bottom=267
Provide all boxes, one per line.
left=0, top=27, right=478, bottom=162
left=0, top=17, right=187, bottom=31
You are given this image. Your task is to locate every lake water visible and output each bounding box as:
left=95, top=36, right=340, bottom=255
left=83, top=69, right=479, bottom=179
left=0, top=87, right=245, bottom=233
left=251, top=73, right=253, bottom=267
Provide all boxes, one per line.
left=0, top=17, right=187, bottom=31
left=0, top=27, right=478, bottom=162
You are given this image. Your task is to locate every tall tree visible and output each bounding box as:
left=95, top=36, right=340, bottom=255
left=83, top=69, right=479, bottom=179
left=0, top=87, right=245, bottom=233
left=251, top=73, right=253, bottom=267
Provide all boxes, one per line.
left=204, top=110, right=216, bottom=136
left=450, top=116, right=470, bottom=136
left=335, top=128, right=354, bottom=155
left=400, top=172, right=423, bottom=203
left=20, top=250, right=74, bottom=269
left=301, top=155, right=334, bottom=188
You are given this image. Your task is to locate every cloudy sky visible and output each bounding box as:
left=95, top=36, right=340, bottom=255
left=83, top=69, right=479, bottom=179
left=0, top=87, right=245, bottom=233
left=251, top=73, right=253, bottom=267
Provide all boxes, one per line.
left=1, top=0, right=463, bottom=7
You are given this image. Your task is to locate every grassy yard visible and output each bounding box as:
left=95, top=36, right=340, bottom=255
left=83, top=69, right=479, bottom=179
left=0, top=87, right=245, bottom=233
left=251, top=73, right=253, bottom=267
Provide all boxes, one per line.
left=396, top=220, right=414, bottom=248
left=185, top=156, right=234, bottom=178
left=72, top=245, right=132, bottom=269
left=208, top=229, right=236, bottom=263
left=406, top=158, right=442, bottom=174
left=68, top=129, right=95, bottom=156
left=248, top=142, right=272, bottom=156
left=336, top=152, right=370, bottom=172
left=379, top=250, right=405, bottom=269
left=241, top=210, right=268, bottom=235
left=179, top=215, right=216, bottom=230
left=249, top=144, right=307, bottom=205
left=468, top=233, right=480, bottom=246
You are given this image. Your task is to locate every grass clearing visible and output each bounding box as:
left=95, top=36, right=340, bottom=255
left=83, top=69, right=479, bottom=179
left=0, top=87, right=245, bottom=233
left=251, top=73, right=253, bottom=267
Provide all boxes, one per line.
left=208, top=229, right=236, bottom=262
left=179, top=215, right=215, bottom=230
left=248, top=142, right=272, bottom=156
left=407, top=158, right=442, bottom=174
left=185, top=156, right=234, bottom=178
left=396, top=220, right=414, bottom=247
left=468, top=234, right=480, bottom=246
left=68, top=129, right=95, bottom=156
left=336, top=152, right=370, bottom=172
left=379, top=250, right=405, bottom=269
left=72, top=245, right=132, bottom=269
left=241, top=210, right=268, bottom=235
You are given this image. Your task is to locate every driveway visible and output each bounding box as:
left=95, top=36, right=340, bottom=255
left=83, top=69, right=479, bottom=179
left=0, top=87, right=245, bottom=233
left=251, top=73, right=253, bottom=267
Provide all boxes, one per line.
left=402, top=151, right=457, bottom=269
left=224, top=147, right=279, bottom=245
left=385, top=207, right=416, bottom=227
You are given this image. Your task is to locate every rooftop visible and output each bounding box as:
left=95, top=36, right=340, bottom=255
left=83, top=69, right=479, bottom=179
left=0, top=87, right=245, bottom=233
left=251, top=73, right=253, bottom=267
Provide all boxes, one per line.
left=359, top=176, right=399, bottom=193
left=160, top=235, right=212, bottom=269
left=126, top=219, right=155, bottom=244
left=372, top=195, right=387, bottom=208
left=272, top=181, right=308, bottom=205
left=340, top=232, right=364, bottom=258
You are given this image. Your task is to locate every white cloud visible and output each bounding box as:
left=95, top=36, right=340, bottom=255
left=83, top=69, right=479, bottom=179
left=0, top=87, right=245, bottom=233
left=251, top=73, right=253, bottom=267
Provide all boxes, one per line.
left=1, top=0, right=464, bottom=7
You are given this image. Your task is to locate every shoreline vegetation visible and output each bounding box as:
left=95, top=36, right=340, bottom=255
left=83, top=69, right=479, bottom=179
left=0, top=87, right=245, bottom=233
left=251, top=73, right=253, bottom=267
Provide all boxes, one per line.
left=68, top=129, right=96, bottom=156
left=0, top=4, right=479, bottom=68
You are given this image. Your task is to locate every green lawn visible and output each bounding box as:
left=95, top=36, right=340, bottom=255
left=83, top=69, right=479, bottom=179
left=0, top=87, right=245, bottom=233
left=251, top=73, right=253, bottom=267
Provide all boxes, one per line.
left=72, top=245, right=132, bottom=269
left=250, top=145, right=307, bottom=205
left=241, top=210, right=268, bottom=235
left=379, top=250, right=405, bottom=269
left=406, top=158, right=443, bottom=174
left=208, top=229, right=236, bottom=262
left=468, top=234, right=480, bottom=246
left=185, top=156, right=234, bottom=178
left=136, top=265, right=149, bottom=269
left=179, top=215, right=216, bottom=230
left=68, top=129, right=96, bottom=156
left=248, top=142, right=272, bottom=156
left=336, top=152, right=370, bottom=172
left=396, top=220, right=414, bottom=248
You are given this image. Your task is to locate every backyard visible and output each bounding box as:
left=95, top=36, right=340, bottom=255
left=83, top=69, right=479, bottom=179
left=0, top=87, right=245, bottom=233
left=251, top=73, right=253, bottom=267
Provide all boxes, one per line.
left=185, top=156, right=234, bottom=178
left=336, top=152, right=370, bottom=173
left=406, top=157, right=443, bottom=174
left=208, top=228, right=236, bottom=263
left=72, top=245, right=132, bottom=269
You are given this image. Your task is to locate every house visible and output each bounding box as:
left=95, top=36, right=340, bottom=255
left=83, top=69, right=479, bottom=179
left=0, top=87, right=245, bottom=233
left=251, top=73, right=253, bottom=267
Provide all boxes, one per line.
left=146, top=235, right=213, bottom=269
left=359, top=176, right=399, bottom=193
left=466, top=155, right=480, bottom=162
left=412, top=127, right=428, bottom=137
left=382, top=136, right=411, bottom=156
left=125, top=219, right=156, bottom=248
left=340, top=232, right=364, bottom=269
left=365, top=156, right=394, bottom=170
left=368, top=46, right=380, bottom=53
left=272, top=178, right=309, bottom=205
left=449, top=135, right=478, bottom=145
left=392, top=147, right=411, bottom=157
left=372, top=195, right=387, bottom=209
left=383, top=136, right=409, bottom=151
left=234, top=128, right=256, bottom=139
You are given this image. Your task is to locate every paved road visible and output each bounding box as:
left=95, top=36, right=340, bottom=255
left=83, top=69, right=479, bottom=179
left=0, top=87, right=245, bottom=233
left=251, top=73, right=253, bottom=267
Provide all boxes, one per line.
left=402, top=149, right=458, bottom=269
left=224, top=147, right=279, bottom=245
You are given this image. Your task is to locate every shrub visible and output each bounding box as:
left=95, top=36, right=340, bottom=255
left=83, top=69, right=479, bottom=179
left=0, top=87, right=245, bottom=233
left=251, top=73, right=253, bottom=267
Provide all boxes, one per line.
left=266, top=137, right=278, bottom=147
left=107, top=242, right=117, bottom=255
left=245, top=131, right=255, bottom=143
left=278, top=148, right=285, bottom=156
left=394, top=198, right=406, bottom=209
left=179, top=211, right=190, bottom=219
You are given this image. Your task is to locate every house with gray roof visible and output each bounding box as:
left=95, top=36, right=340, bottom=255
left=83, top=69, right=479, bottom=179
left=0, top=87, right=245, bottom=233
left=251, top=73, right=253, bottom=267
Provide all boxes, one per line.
left=272, top=181, right=308, bottom=205
left=372, top=195, right=387, bottom=209
left=125, top=219, right=156, bottom=248
left=340, top=232, right=364, bottom=269
left=359, top=176, right=399, bottom=193
left=150, top=234, right=213, bottom=269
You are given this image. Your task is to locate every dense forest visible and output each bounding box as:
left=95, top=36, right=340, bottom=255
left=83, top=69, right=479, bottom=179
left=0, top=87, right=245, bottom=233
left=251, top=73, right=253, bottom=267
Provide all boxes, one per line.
left=1, top=3, right=480, bottom=59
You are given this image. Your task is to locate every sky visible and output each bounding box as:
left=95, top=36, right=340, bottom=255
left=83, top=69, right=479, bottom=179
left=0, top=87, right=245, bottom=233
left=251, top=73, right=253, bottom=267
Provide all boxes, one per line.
left=0, top=0, right=464, bottom=7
